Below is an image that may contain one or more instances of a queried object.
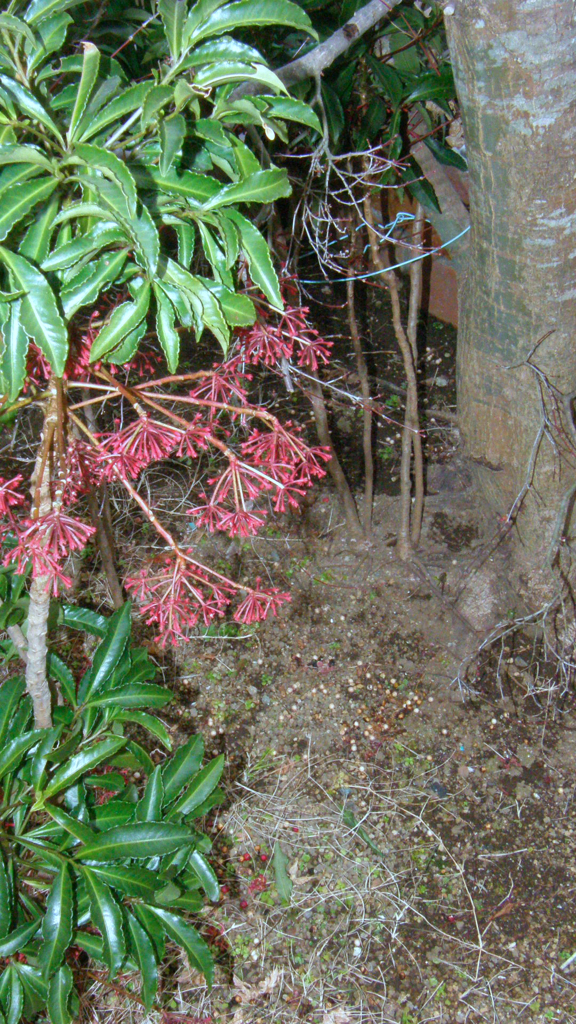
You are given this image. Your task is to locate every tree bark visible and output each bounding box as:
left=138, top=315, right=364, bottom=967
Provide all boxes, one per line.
left=445, top=0, right=576, bottom=596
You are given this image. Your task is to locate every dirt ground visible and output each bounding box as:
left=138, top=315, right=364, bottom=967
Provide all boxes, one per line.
left=107, top=466, right=574, bottom=1024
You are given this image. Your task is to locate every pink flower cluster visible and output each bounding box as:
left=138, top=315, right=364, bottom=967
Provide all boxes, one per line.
left=237, top=305, right=333, bottom=371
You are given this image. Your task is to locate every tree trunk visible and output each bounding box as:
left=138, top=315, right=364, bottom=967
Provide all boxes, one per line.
left=445, top=0, right=576, bottom=598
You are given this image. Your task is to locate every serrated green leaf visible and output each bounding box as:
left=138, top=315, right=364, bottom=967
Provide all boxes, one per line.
left=0, top=248, right=67, bottom=373
left=25, top=0, right=84, bottom=25
left=78, top=81, right=153, bottom=143
left=402, top=157, right=441, bottom=212
left=61, top=250, right=128, bottom=319
left=78, top=602, right=132, bottom=704
left=43, top=738, right=126, bottom=799
left=265, top=96, right=322, bottom=134
left=0, top=853, right=12, bottom=940
left=204, top=282, right=255, bottom=326
left=159, top=0, right=187, bottom=61
left=163, top=259, right=229, bottom=348
left=67, top=44, right=100, bottom=144
left=91, top=864, right=161, bottom=901
left=0, top=965, right=24, bottom=1024
left=0, top=300, right=28, bottom=401
left=194, top=61, right=286, bottom=93
left=189, top=0, right=315, bottom=46
left=92, top=799, right=136, bottom=832
left=136, top=765, right=164, bottom=823
left=72, top=144, right=138, bottom=218
left=19, top=193, right=59, bottom=263
left=60, top=605, right=107, bottom=637
left=46, top=654, right=76, bottom=706
left=0, top=13, right=38, bottom=46
left=0, top=143, right=52, bottom=171
left=424, top=135, right=467, bottom=170
left=406, top=67, right=455, bottom=104
left=169, top=754, right=224, bottom=817
left=114, top=710, right=171, bottom=749
left=136, top=166, right=220, bottom=204
left=202, top=168, right=290, bottom=211
left=146, top=908, right=213, bottom=986
left=141, top=84, right=173, bottom=128
left=132, top=905, right=165, bottom=962
left=0, top=75, right=63, bottom=143
left=126, top=912, right=158, bottom=1010
left=44, top=803, right=95, bottom=845
left=25, top=12, right=72, bottom=76
left=30, top=725, right=63, bottom=792
left=86, top=682, right=172, bottom=709
left=0, top=730, right=44, bottom=781
left=160, top=113, right=185, bottom=176
left=76, top=822, right=197, bottom=862
left=42, top=222, right=128, bottom=272
left=82, top=869, right=125, bottom=977
left=187, top=850, right=219, bottom=902
left=0, top=919, right=40, bottom=958
left=47, top=965, right=73, bottom=1024
left=162, top=734, right=204, bottom=804
left=128, top=203, right=159, bottom=275
left=179, top=36, right=263, bottom=69
left=223, top=209, right=282, bottom=308
left=39, top=865, right=73, bottom=979
left=0, top=177, right=56, bottom=244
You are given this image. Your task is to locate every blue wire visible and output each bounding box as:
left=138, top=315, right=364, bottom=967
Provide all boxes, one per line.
left=298, top=223, right=471, bottom=285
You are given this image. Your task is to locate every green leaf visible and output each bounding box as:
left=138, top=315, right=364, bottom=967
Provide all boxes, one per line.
left=46, top=965, right=73, bottom=1024
left=136, top=166, right=220, bottom=204
left=0, top=730, right=44, bottom=781
left=0, top=919, right=40, bottom=957
left=402, top=157, right=441, bottom=213
left=25, top=0, right=84, bottom=25
left=202, top=168, right=291, bottom=211
left=205, top=282, right=255, bottom=326
left=72, top=931, right=105, bottom=962
left=146, top=909, right=213, bottom=987
left=365, top=55, right=403, bottom=108
left=25, top=13, right=72, bottom=76
left=82, top=869, right=125, bottom=977
left=78, top=602, right=132, bottom=704
left=186, top=850, right=219, bottom=902
left=179, top=36, right=263, bottom=69
left=424, top=135, right=467, bottom=170
left=43, top=737, right=126, bottom=798
left=86, top=682, right=172, bottom=709
left=273, top=842, right=292, bottom=904
left=136, top=765, right=164, bottom=823
left=76, top=822, right=198, bottom=862
left=265, top=96, right=322, bottom=133
left=141, top=84, right=174, bottom=128
left=126, top=912, right=158, bottom=1010
left=72, top=144, right=138, bottom=218
left=78, top=82, right=153, bottom=143
left=46, top=654, right=76, bottom=706
left=162, top=734, right=204, bottom=804
left=159, top=0, right=187, bottom=61
left=44, top=804, right=95, bottom=845
left=67, top=44, right=100, bottom=144
left=132, top=905, right=165, bottom=962
left=114, top=710, right=172, bottom=750
left=61, top=251, right=128, bottom=320
left=0, top=177, right=57, bottom=243
left=19, top=193, right=59, bottom=263
left=0, top=144, right=52, bottom=171
left=42, top=222, right=128, bottom=272
left=60, top=605, right=107, bottom=637
left=0, top=75, right=63, bottom=143
left=39, top=865, right=73, bottom=979
left=406, top=67, right=455, bottom=104
left=0, top=248, right=67, bottom=374
left=0, top=854, right=12, bottom=940
left=154, top=281, right=180, bottom=372
left=0, top=13, right=38, bottom=47
left=0, top=300, right=29, bottom=402
left=13, top=964, right=47, bottom=1021
left=0, top=965, right=24, bottom=1024
left=169, top=755, right=224, bottom=817
left=91, top=864, right=161, bottom=901
left=223, top=209, right=282, bottom=308
left=128, top=203, right=159, bottom=275
left=189, top=0, right=315, bottom=46
left=160, top=114, right=186, bottom=176
left=30, top=725, right=64, bottom=791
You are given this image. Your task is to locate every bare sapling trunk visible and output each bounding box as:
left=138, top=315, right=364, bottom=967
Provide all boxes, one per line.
left=26, top=382, right=59, bottom=729
left=308, top=376, right=364, bottom=539
left=347, top=221, right=374, bottom=537
left=407, top=205, right=425, bottom=547
left=83, top=393, right=124, bottom=609
left=363, top=198, right=424, bottom=559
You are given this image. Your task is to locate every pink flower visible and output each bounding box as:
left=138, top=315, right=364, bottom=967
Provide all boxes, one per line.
left=234, top=581, right=290, bottom=624
left=0, top=476, right=26, bottom=517
left=97, top=415, right=181, bottom=479
left=5, top=511, right=95, bottom=593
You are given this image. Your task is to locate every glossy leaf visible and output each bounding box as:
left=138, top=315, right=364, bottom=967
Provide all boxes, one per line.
left=202, top=168, right=291, bottom=210
left=25, top=0, right=84, bottom=24
left=46, top=654, right=76, bottom=707
left=43, top=738, right=126, bottom=798
left=141, top=84, right=173, bottom=128
left=0, top=178, right=57, bottom=244
left=39, top=865, right=73, bottom=979
left=67, top=44, right=100, bottom=144
left=136, top=765, right=164, bottom=822
left=44, top=804, right=94, bottom=845
left=0, top=965, right=24, bottom=1024
left=61, top=251, right=128, bottom=320
left=0, top=300, right=29, bottom=402
left=19, top=194, right=59, bottom=263
left=73, top=144, right=138, bottom=217
left=0, top=918, right=41, bottom=957
left=154, top=281, right=180, bottom=372
left=190, top=0, right=316, bottom=45
left=187, top=850, right=219, bottom=902
left=224, top=209, right=282, bottom=308
left=78, top=602, right=132, bottom=704
left=126, top=911, right=158, bottom=1010
left=42, top=222, right=128, bottom=272
left=0, top=75, right=63, bottom=143
left=86, top=682, right=172, bottom=709
left=162, top=734, right=204, bottom=804
left=147, top=908, right=213, bottom=986
left=76, top=822, right=197, bottom=862
left=0, top=144, right=52, bottom=171
left=46, top=965, right=73, bottom=1024
left=0, top=730, right=45, bottom=782
left=0, top=854, right=12, bottom=940
left=91, top=864, right=161, bottom=901
left=78, top=81, right=153, bottom=142
left=169, top=754, right=224, bottom=817
left=82, top=869, right=125, bottom=977
left=160, top=114, right=186, bottom=176
left=265, top=96, right=322, bottom=133
left=159, top=0, right=187, bottom=60
left=0, top=249, right=67, bottom=374
left=30, top=725, right=64, bottom=791
left=25, top=13, right=72, bottom=75
left=60, top=605, right=107, bottom=637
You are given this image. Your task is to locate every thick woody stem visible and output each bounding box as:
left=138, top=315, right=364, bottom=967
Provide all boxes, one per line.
left=347, top=217, right=374, bottom=537
left=407, top=203, right=425, bottom=547
left=25, top=381, right=58, bottom=730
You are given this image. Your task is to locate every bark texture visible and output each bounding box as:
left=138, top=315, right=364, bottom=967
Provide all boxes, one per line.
left=445, top=0, right=576, bottom=587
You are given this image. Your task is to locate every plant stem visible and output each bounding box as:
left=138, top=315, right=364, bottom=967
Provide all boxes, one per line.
left=347, top=217, right=373, bottom=537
